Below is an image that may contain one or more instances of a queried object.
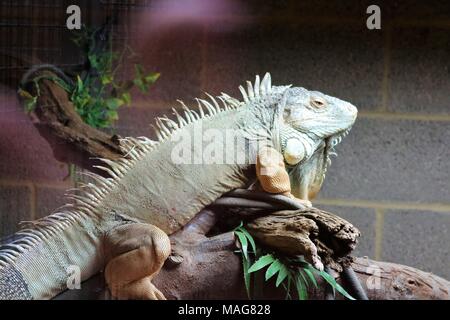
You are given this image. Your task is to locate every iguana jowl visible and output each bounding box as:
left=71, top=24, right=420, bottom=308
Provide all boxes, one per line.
left=0, top=73, right=357, bottom=299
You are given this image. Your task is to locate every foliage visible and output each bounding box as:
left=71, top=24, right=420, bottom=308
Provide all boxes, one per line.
left=21, top=25, right=159, bottom=128
left=234, top=223, right=355, bottom=300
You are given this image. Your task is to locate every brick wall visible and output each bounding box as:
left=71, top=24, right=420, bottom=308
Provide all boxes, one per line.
left=0, top=1, right=449, bottom=279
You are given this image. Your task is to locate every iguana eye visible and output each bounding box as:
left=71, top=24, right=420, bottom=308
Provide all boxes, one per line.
left=311, top=97, right=327, bottom=108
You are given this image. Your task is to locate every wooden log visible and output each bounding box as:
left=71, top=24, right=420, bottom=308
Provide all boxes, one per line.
left=55, top=209, right=450, bottom=300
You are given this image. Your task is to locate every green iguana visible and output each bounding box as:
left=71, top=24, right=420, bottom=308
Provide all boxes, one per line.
left=0, top=73, right=357, bottom=300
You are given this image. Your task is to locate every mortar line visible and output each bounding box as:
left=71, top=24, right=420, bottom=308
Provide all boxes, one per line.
left=374, top=209, right=385, bottom=260
left=0, top=179, right=71, bottom=189
left=314, top=198, right=450, bottom=213
left=358, top=111, right=450, bottom=122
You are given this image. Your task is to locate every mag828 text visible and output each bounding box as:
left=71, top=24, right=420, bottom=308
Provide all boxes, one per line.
left=222, top=304, right=271, bottom=316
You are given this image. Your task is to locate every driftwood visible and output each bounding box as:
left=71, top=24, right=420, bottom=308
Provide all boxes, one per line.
left=24, top=71, right=450, bottom=300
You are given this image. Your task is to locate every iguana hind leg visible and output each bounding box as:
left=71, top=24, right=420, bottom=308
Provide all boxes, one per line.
left=104, top=223, right=170, bottom=300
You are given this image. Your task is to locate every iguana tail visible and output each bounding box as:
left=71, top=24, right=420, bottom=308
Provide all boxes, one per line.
left=0, top=211, right=117, bottom=300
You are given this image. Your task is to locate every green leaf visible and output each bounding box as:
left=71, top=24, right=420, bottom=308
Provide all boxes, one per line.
left=238, top=227, right=256, bottom=254
left=265, top=259, right=282, bottom=281
left=242, top=255, right=252, bottom=299
left=295, top=273, right=308, bottom=300
left=101, top=74, right=113, bottom=85
left=303, top=268, right=318, bottom=288
left=105, top=98, right=124, bottom=110
left=298, top=270, right=309, bottom=289
left=248, top=254, right=275, bottom=273
left=284, top=275, right=292, bottom=300
left=76, top=75, right=84, bottom=91
left=235, top=231, right=249, bottom=261
left=144, top=72, right=160, bottom=84
left=319, top=270, right=355, bottom=300
left=275, top=264, right=289, bottom=287
left=234, top=221, right=243, bottom=229
left=121, top=92, right=131, bottom=105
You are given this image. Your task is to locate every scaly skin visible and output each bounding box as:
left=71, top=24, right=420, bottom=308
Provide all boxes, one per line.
left=0, top=73, right=357, bottom=299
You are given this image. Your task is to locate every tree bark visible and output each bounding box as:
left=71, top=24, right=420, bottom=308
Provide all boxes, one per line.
left=25, top=71, right=450, bottom=300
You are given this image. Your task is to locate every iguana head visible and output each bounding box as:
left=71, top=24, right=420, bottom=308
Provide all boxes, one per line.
left=278, top=86, right=357, bottom=166
left=233, top=73, right=357, bottom=201
left=276, top=85, right=357, bottom=200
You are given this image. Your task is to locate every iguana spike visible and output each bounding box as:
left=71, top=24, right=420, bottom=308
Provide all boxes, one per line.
left=190, top=109, right=200, bottom=120
left=196, top=99, right=205, bottom=117
left=260, top=80, right=267, bottom=96
left=151, top=124, right=164, bottom=141
left=78, top=171, right=110, bottom=190
left=254, top=75, right=261, bottom=97
left=202, top=98, right=220, bottom=113
left=172, top=107, right=188, bottom=127
left=67, top=194, right=96, bottom=210
left=221, top=93, right=240, bottom=108
left=92, top=165, right=120, bottom=180
left=157, top=118, right=171, bottom=136
left=217, top=96, right=228, bottom=110
left=117, top=159, right=133, bottom=171
left=239, top=85, right=249, bottom=103
left=217, top=96, right=231, bottom=111
left=205, top=92, right=221, bottom=111
left=177, top=100, right=194, bottom=123
left=160, top=117, right=179, bottom=130
left=83, top=183, right=103, bottom=198
left=261, top=72, right=271, bottom=94
left=246, top=81, right=255, bottom=100
left=199, top=99, right=216, bottom=115
left=99, top=158, right=125, bottom=177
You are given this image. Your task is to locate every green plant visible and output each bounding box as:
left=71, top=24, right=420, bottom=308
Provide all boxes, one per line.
left=20, top=25, right=159, bottom=129
left=234, top=223, right=355, bottom=300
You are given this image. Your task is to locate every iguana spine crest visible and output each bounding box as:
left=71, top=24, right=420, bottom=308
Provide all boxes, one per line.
left=0, top=73, right=275, bottom=272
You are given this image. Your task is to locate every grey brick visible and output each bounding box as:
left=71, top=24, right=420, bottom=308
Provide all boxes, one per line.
left=382, top=210, right=450, bottom=280
left=130, top=26, right=204, bottom=102
left=204, top=23, right=385, bottom=111
left=0, top=185, right=31, bottom=239
left=114, top=106, right=172, bottom=138
left=388, top=26, right=450, bottom=114
left=314, top=205, right=376, bottom=259
left=318, top=118, right=450, bottom=203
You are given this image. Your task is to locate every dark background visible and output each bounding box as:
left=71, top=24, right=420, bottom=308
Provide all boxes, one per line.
left=0, top=1, right=449, bottom=279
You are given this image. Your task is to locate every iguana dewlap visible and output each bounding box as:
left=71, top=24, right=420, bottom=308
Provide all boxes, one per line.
left=0, top=73, right=357, bottom=299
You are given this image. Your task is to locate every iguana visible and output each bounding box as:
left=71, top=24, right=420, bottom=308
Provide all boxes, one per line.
left=0, top=73, right=357, bottom=300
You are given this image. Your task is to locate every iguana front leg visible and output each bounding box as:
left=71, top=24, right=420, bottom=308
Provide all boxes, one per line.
left=104, top=223, right=171, bottom=300
left=256, top=146, right=312, bottom=207
left=255, top=146, right=323, bottom=270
